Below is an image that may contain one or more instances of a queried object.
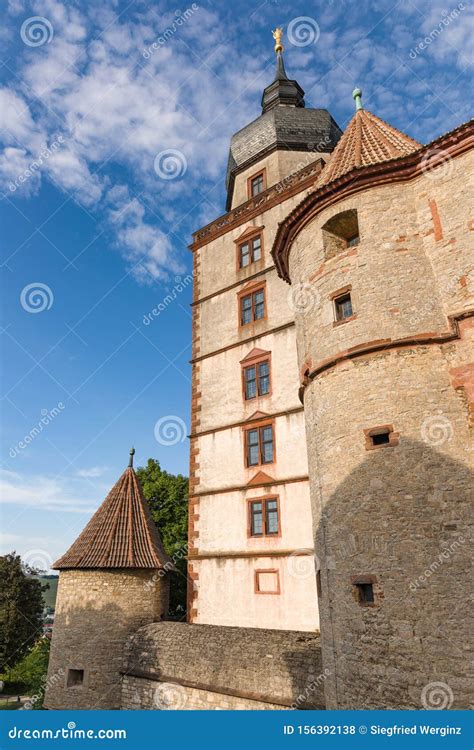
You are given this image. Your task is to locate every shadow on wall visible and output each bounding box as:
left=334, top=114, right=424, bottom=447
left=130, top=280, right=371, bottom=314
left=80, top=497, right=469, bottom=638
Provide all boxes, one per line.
left=316, top=437, right=473, bottom=710
left=123, top=621, right=325, bottom=710
left=45, top=576, right=169, bottom=712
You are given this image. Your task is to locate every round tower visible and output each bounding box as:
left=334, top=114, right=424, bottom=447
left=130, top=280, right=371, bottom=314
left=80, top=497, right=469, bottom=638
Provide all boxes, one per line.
left=44, top=450, right=172, bottom=709
left=272, top=97, right=473, bottom=709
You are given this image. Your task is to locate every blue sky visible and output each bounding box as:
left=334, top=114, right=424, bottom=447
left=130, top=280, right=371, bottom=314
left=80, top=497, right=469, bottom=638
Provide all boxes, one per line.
left=0, top=0, right=472, bottom=570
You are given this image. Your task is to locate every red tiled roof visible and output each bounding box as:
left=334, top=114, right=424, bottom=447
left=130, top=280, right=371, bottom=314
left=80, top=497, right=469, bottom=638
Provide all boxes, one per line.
left=54, top=468, right=171, bottom=569
left=319, top=108, right=421, bottom=186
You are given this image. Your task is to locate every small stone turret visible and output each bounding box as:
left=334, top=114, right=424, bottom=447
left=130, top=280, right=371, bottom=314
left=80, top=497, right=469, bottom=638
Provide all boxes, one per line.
left=45, top=450, right=172, bottom=709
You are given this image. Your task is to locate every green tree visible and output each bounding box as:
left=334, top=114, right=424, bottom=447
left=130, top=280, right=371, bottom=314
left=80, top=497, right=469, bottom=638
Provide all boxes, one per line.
left=1, top=638, right=50, bottom=708
left=136, top=459, right=188, bottom=618
left=0, top=554, right=46, bottom=672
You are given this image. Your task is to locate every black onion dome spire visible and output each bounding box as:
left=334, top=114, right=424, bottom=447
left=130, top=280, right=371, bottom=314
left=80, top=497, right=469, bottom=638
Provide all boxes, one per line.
left=261, top=47, right=305, bottom=113
left=224, top=27, right=342, bottom=210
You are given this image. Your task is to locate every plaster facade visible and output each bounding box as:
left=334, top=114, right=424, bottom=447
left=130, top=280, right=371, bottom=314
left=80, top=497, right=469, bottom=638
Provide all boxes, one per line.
left=188, top=146, right=330, bottom=631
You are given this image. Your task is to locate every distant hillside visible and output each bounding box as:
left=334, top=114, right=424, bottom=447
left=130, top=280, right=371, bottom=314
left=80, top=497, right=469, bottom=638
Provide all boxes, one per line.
left=35, top=576, right=58, bottom=609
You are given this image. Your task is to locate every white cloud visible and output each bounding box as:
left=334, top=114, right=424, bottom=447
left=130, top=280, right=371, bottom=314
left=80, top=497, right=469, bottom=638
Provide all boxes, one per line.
left=75, top=465, right=108, bottom=478
left=2, top=0, right=470, bottom=282
left=0, top=468, right=97, bottom=513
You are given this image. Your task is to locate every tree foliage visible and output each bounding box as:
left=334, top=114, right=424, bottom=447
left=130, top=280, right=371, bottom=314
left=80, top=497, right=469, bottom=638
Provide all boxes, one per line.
left=1, top=638, right=50, bottom=707
left=0, top=554, right=46, bottom=672
left=136, top=459, right=188, bottom=618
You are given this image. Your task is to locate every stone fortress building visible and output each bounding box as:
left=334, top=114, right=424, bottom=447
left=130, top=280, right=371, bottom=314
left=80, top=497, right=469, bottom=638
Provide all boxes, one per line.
left=45, top=31, right=473, bottom=711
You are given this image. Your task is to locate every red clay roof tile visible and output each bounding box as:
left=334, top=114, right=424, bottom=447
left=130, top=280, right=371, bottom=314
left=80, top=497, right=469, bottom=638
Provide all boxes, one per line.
left=54, top=467, right=171, bottom=569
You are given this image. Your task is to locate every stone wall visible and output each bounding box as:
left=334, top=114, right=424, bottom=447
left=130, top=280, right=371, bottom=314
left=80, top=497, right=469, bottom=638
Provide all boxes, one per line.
left=286, top=145, right=473, bottom=709
left=121, top=621, right=325, bottom=709
left=45, top=569, right=169, bottom=710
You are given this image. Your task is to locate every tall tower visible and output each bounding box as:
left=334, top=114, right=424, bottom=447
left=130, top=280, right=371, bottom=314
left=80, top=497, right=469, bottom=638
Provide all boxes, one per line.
left=272, top=92, right=473, bottom=708
left=187, top=31, right=342, bottom=630
left=45, top=450, right=172, bottom=709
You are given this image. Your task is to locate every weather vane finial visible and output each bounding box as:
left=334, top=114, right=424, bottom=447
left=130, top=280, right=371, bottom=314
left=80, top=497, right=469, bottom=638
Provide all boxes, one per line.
left=128, top=447, right=135, bottom=468
left=272, top=27, right=284, bottom=54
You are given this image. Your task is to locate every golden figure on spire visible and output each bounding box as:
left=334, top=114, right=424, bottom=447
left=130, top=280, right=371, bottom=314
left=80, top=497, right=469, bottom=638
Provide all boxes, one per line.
left=272, top=27, right=284, bottom=53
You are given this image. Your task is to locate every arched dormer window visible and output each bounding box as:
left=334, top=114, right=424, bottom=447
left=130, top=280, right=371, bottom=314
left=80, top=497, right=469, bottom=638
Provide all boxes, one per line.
left=322, top=209, right=360, bottom=260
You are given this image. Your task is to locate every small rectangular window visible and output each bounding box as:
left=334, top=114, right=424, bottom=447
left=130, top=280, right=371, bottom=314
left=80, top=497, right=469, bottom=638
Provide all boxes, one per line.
left=257, top=360, right=270, bottom=395
left=244, top=365, right=257, bottom=399
left=250, top=501, right=263, bottom=535
left=249, top=497, right=279, bottom=537
left=240, top=242, right=250, bottom=267
left=252, top=236, right=262, bottom=261
left=355, top=582, right=374, bottom=604
left=243, top=359, right=270, bottom=400
left=250, top=173, right=264, bottom=197
left=371, top=431, right=390, bottom=446
left=265, top=499, right=279, bottom=535
left=67, top=669, right=84, bottom=688
left=364, top=425, right=398, bottom=450
left=239, top=235, right=262, bottom=268
left=334, top=292, right=353, bottom=321
left=245, top=424, right=274, bottom=466
left=247, top=428, right=260, bottom=466
left=240, top=288, right=266, bottom=326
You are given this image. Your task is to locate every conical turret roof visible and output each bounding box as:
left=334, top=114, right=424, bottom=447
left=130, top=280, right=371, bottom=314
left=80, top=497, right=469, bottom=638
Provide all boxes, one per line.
left=54, top=458, right=171, bottom=570
left=319, top=105, right=421, bottom=186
